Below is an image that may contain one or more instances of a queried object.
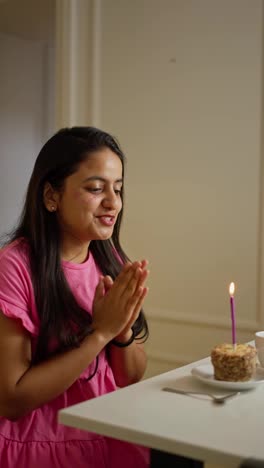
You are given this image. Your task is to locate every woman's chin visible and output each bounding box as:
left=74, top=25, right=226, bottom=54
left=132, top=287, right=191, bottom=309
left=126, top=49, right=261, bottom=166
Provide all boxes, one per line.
left=91, top=229, right=114, bottom=241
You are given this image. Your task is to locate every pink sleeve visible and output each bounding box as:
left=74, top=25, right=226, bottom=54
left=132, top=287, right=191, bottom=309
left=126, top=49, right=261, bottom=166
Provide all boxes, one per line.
left=0, top=244, right=38, bottom=335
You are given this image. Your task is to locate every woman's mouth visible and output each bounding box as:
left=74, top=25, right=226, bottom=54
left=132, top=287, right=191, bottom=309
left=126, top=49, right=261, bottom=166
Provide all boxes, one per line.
left=97, top=216, right=115, bottom=226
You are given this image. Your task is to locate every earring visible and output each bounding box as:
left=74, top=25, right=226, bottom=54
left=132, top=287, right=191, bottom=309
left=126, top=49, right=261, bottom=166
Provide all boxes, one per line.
left=50, top=206, right=56, bottom=212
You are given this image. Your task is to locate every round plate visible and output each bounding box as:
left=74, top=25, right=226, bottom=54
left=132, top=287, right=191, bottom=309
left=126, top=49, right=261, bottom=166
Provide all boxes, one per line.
left=191, top=364, right=264, bottom=391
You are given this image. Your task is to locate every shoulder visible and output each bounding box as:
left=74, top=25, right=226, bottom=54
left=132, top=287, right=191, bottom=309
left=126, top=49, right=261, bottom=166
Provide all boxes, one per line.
left=0, top=238, right=31, bottom=280
left=0, top=237, right=30, bottom=261
left=0, top=239, right=38, bottom=335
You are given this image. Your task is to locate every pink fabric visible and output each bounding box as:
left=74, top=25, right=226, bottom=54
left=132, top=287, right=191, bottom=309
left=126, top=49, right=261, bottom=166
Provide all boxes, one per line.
left=0, top=239, right=149, bottom=468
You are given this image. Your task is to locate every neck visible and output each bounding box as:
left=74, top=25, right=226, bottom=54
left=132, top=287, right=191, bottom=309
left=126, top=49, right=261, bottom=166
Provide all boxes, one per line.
left=60, top=237, right=90, bottom=264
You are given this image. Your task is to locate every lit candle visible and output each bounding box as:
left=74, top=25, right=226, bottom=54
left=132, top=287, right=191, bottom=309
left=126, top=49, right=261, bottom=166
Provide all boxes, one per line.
left=229, top=282, right=236, bottom=350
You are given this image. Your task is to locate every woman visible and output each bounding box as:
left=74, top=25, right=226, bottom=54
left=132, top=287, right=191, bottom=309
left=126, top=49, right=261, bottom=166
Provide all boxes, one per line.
left=0, top=127, right=149, bottom=467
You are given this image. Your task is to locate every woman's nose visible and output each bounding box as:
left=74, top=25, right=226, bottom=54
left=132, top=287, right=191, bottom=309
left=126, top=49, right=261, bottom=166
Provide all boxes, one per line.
left=102, top=190, right=119, bottom=208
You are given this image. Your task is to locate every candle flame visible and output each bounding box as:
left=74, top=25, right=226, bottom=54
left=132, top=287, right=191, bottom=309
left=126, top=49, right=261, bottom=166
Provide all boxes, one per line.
left=229, top=282, right=235, bottom=296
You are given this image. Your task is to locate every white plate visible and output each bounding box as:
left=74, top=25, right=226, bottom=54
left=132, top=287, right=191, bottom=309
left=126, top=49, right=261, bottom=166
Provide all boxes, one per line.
left=191, top=364, right=264, bottom=391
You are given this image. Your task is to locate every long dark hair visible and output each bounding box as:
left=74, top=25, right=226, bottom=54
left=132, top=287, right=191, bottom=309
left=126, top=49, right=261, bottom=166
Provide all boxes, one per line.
left=6, top=127, right=148, bottom=363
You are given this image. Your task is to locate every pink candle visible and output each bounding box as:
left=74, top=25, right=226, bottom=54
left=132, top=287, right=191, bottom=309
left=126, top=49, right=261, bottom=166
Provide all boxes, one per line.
left=229, top=282, right=236, bottom=347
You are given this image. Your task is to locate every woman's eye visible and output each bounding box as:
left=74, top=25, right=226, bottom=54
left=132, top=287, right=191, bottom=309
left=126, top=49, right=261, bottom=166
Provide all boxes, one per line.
left=85, top=187, right=122, bottom=195
left=87, top=187, right=102, bottom=193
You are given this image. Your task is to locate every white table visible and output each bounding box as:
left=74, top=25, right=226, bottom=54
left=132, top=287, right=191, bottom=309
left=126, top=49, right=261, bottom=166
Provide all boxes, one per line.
left=59, top=355, right=264, bottom=467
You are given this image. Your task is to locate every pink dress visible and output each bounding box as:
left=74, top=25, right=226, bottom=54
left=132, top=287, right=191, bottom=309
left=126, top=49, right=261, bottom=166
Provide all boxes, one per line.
left=0, top=239, right=149, bottom=468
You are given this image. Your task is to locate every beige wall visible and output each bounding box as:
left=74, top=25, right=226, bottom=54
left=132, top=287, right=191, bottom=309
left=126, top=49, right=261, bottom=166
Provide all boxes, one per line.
left=0, top=0, right=54, bottom=41
left=55, top=0, right=264, bottom=379
left=98, top=0, right=264, bottom=377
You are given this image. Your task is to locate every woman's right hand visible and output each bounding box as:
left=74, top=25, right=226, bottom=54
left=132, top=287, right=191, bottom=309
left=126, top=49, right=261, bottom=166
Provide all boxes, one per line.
left=92, top=261, right=148, bottom=342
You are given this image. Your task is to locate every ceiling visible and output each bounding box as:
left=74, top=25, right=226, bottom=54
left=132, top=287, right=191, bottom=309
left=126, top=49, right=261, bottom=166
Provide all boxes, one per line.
left=0, top=0, right=55, bottom=41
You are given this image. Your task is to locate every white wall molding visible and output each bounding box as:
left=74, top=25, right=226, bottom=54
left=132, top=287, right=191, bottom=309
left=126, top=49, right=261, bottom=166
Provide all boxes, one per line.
left=42, top=44, right=55, bottom=139
left=91, top=0, right=101, bottom=127
left=147, top=307, right=259, bottom=332
left=257, top=0, right=264, bottom=328
left=55, top=0, right=93, bottom=128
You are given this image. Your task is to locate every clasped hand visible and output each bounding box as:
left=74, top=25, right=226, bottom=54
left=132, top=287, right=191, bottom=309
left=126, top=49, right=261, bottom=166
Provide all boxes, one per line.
left=92, top=260, right=149, bottom=342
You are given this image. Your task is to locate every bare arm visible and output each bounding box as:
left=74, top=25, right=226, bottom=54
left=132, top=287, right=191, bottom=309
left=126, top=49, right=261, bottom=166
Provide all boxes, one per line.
left=0, top=312, right=108, bottom=420
left=108, top=330, right=147, bottom=387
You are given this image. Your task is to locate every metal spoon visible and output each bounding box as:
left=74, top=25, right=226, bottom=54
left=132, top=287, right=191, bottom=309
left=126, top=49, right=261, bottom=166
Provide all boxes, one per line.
left=162, top=387, right=240, bottom=404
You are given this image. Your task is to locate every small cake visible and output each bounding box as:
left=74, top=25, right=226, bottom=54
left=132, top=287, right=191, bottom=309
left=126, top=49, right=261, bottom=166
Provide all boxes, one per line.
left=211, top=343, right=257, bottom=382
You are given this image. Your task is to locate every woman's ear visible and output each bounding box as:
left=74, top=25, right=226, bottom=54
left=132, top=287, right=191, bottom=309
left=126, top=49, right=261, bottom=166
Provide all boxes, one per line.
left=43, top=182, right=59, bottom=212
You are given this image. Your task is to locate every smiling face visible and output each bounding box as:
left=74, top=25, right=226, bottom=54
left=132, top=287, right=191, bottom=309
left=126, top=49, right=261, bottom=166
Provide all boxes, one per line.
left=44, top=147, right=123, bottom=261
